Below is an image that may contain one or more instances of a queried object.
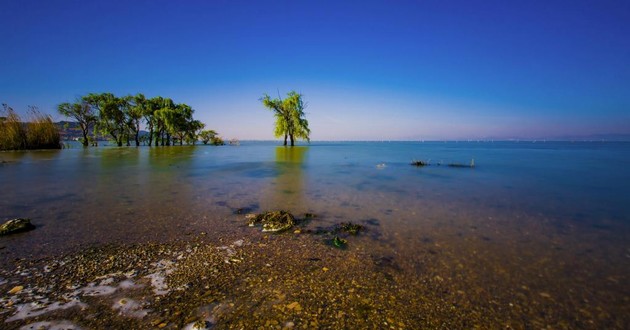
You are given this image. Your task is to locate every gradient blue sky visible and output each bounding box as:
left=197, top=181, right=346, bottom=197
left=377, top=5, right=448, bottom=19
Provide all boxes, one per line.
left=1, top=0, right=629, bottom=140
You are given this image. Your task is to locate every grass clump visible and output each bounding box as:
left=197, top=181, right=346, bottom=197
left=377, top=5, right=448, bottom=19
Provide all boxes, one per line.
left=0, top=104, right=61, bottom=150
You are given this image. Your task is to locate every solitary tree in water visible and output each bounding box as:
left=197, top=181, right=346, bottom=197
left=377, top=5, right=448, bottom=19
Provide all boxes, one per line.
left=260, top=91, right=310, bottom=146
left=57, top=100, right=98, bottom=147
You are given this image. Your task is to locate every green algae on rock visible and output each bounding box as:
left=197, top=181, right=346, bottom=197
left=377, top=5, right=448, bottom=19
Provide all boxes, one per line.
left=332, top=236, right=348, bottom=249
left=246, top=211, right=296, bottom=233
left=336, top=222, right=365, bottom=235
left=0, top=218, right=35, bottom=236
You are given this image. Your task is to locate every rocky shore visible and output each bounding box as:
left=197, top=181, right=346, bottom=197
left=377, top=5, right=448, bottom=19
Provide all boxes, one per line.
left=1, top=218, right=627, bottom=329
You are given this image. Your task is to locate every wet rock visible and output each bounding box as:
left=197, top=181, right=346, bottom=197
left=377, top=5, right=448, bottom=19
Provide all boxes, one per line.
left=411, top=160, right=429, bottom=167
left=246, top=211, right=296, bottom=233
left=335, top=222, right=365, bottom=235
left=0, top=218, right=35, bottom=236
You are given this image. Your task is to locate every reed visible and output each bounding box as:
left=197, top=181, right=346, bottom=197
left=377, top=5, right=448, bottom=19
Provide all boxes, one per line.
left=0, top=105, right=27, bottom=150
left=0, top=104, right=61, bottom=150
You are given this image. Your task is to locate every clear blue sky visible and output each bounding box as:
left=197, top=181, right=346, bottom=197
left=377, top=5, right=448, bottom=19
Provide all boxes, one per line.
left=1, top=0, right=629, bottom=140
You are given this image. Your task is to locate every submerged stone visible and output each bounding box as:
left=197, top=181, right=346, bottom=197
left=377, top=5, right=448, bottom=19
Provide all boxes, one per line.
left=0, top=218, right=35, bottom=236
left=336, top=222, right=365, bottom=235
left=246, top=211, right=296, bottom=233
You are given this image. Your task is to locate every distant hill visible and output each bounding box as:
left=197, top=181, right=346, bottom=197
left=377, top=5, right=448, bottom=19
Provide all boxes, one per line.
left=55, top=121, right=148, bottom=141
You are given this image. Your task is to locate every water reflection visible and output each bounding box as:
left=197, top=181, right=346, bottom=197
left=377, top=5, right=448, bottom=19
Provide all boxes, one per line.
left=260, top=146, right=309, bottom=212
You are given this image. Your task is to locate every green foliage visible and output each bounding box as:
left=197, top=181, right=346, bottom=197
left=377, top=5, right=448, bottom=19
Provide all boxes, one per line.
left=210, top=136, right=225, bottom=146
left=57, top=100, right=98, bottom=147
left=59, top=92, right=213, bottom=148
left=260, top=91, right=310, bottom=146
left=199, top=129, right=217, bottom=144
left=0, top=104, right=61, bottom=150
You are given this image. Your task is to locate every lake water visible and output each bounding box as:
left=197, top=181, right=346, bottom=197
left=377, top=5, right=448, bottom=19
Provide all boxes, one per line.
left=1, top=141, right=629, bottom=327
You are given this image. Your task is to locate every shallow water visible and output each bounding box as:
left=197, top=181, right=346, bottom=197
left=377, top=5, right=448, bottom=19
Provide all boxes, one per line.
left=1, top=141, right=629, bottom=326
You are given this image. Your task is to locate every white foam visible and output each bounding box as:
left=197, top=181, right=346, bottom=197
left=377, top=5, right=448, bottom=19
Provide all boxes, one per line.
left=79, top=284, right=117, bottom=296
left=145, top=260, right=174, bottom=296
left=112, top=298, right=150, bottom=318
left=19, top=320, right=84, bottom=330
left=145, top=273, right=168, bottom=296
left=6, top=299, right=86, bottom=322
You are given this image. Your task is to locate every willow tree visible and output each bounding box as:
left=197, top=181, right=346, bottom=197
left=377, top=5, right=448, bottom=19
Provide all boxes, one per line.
left=260, top=91, right=310, bottom=146
left=57, top=100, right=98, bottom=147
left=83, top=93, right=129, bottom=147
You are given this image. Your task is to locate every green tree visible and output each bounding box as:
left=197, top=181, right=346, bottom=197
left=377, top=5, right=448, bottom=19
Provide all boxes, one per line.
left=83, top=93, right=128, bottom=147
left=260, top=91, right=310, bottom=146
left=186, top=119, right=205, bottom=145
left=127, top=93, right=147, bottom=147
left=57, top=100, right=98, bottom=147
left=199, top=129, right=217, bottom=145
left=168, top=103, right=194, bottom=146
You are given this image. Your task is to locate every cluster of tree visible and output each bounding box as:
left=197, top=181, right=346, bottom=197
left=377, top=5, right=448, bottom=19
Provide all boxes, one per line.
left=0, top=104, right=61, bottom=150
left=58, top=93, right=220, bottom=147
left=260, top=91, right=310, bottom=146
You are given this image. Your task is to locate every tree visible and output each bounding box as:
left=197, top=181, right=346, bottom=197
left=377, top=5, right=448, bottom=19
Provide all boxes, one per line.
left=82, top=93, right=128, bottom=146
left=260, top=91, right=310, bottom=146
left=186, top=119, right=205, bottom=145
left=127, top=94, right=147, bottom=147
left=57, top=100, right=98, bottom=147
left=199, top=129, right=217, bottom=144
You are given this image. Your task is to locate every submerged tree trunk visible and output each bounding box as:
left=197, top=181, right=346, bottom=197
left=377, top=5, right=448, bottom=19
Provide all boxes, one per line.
left=148, top=127, right=153, bottom=147
left=135, top=131, right=140, bottom=147
left=283, top=134, right=288, bottom=146
left=290, top=134, right=295, bottom=146
left=80, top=124, right=89, bottom=147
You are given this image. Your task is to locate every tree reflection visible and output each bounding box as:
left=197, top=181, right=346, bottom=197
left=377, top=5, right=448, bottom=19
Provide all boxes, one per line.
left=261, top=146, right=309, bottom=212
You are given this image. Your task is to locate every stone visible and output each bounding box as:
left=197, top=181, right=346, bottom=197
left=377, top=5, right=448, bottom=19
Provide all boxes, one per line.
left=0, top=218, right=35, bottom=236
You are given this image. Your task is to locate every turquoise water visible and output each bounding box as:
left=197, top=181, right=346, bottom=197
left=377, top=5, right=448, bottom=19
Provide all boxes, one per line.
left=1, top=141, right=629, bottom=325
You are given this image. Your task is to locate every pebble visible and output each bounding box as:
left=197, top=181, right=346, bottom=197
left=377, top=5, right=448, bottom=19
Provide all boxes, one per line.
left=9, top=286, right=24, bottom=294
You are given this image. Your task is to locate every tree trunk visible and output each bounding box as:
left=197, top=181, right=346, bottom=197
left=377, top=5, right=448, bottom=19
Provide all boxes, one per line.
left=148, top=127, right=153, bottom=147
left=290, top=134, right=295, bottom=146
left=135, top=131, right=140, bottom=147
left=80, top=124, right=89, bottom=147
left=283, top=134, right=288, bottom=146
left=166, top=133, right=171, bottom=146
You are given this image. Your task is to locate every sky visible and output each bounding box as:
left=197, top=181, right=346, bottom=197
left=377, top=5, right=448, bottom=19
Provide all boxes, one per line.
left=1, top=0, right=629, bottom=140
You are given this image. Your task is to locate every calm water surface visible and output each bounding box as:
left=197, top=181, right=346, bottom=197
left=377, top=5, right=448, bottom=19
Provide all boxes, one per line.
left=1, top=141, right=629, bottom=325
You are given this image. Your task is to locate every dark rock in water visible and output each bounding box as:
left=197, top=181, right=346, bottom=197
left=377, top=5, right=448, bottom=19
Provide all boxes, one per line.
left=0, top=218, right=35, bottom=236
left=246, top=211, right=296, bottom=233
left=336, top=222, right=365, bottom=235
left=411, top=160, right=429, bottom=167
